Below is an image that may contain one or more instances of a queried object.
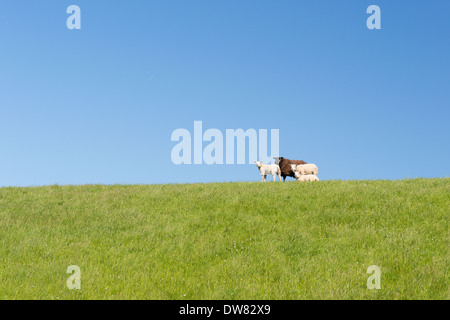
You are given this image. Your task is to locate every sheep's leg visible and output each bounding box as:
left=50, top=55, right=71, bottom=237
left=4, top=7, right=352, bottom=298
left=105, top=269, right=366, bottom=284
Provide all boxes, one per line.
left=261, top=175, right=264, bottom=182
left=273, top=174, right=276, bottom=182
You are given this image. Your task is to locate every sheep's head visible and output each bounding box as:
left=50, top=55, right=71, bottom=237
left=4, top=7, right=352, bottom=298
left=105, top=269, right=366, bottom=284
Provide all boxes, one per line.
left=294, top=172, right=301, bottom=179
left=290, top=164, right=297, bottom=171
left=255, top=161, right=263, bottom=168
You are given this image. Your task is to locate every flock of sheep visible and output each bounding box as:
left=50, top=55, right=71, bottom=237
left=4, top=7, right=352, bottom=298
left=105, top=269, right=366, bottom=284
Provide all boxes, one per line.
left=255, top=157, right=319, bottom=182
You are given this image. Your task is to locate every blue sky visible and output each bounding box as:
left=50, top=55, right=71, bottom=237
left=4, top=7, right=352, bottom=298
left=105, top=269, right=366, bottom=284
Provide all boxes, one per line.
left=0, top=0, right=449, bottom=186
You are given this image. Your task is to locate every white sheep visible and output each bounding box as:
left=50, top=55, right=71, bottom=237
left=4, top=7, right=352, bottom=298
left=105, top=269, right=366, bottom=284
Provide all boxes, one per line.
left=255, top=161, right=282, bottom=182
left=294, top=172, right=319, bottom=182
left=291, top=163, right=319, bottom=176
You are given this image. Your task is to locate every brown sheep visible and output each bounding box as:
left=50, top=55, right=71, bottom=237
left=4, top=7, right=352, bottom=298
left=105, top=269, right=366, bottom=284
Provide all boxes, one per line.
left=273, top=157, right=307, bottom=181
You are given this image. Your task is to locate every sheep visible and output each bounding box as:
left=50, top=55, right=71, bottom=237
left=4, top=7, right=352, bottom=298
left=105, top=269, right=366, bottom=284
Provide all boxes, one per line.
left=294, top=172, right=319, bottom=182
left=291, top=163, right=319, bottom=176
left=255, top=161, right=282, bottom=182
left=273, top=157, right=307, bottom=181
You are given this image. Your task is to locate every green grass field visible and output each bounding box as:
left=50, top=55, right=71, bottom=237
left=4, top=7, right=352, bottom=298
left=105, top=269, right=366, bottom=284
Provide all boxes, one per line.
left=0, top=178, right=448, bottom=300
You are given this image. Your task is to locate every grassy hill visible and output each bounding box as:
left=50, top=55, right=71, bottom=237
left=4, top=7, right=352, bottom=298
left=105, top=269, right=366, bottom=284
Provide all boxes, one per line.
left=0, top=178, right=448, bottom=299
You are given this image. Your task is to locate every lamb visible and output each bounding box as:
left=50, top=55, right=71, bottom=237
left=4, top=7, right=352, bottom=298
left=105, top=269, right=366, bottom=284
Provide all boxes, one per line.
left=294, top=172, right=320, bottom=182
left=273, top=157, right=308, bottom=181
left=255, top=161, right=282, bottom=182
left=291, top=164, right=319, bottom=176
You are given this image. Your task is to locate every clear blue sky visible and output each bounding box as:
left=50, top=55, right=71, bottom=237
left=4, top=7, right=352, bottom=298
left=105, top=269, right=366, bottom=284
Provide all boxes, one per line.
left=1, top=0, right=449, bottom=186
